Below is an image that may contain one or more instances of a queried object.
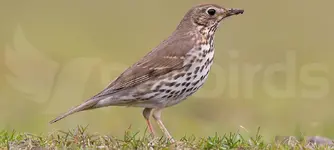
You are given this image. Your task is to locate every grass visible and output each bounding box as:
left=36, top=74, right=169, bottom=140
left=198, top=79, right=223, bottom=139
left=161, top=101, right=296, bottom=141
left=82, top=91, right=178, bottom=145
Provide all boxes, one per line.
left=0, top=126, right=333, bottom=149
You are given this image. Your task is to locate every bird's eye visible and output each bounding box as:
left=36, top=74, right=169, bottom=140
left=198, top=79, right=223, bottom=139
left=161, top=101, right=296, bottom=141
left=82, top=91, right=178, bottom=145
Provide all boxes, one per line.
left=207, top=8, right=216, bottom=16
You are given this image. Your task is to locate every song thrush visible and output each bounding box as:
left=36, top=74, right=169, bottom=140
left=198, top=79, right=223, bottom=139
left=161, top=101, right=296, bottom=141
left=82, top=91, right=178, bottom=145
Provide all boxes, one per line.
left=50, top=4, right=244, bottom=143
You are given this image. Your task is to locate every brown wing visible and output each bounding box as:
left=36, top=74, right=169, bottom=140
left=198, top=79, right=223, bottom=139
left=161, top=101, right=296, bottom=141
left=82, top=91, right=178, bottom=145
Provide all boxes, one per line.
left=93, top=33, right=196, bottom=98
left=49, top=33, right=196, bottom=124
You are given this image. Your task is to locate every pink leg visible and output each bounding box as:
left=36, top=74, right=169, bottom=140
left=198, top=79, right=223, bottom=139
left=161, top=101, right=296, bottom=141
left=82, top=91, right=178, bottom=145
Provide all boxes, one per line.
left=146, top=118, right=155, bottom=136
left=152, top=108, right=175, bottom=143
left=143, top=108, right=155, bottom=137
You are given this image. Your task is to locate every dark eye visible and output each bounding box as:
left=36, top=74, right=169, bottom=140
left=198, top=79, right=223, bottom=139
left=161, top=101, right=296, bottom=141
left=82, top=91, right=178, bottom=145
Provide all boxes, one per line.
left=207, top=8, right=216, bottom=16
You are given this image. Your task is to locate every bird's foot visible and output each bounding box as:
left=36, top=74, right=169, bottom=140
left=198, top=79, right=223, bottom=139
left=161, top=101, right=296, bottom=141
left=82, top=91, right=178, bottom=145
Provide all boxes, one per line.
left=168, top=140, right=189, bottom=149
left=147, top=137, right=160, bottom=148
left=168, top=138, right=175, bottom=143
left=148, top=137, right=176, bottom=148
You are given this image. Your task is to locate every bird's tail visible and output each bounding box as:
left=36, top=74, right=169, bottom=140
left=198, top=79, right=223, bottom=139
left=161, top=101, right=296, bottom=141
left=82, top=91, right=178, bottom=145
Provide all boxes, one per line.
left=49, top=99, right=98, bottom=124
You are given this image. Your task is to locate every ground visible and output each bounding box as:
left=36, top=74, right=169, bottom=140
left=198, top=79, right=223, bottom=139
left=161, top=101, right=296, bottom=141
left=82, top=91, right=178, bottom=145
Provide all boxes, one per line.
left=1, top=126, right=333, bottom=149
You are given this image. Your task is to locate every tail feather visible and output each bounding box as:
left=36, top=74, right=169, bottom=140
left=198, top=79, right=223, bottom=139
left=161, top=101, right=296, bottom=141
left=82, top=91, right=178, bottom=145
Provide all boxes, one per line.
left=49, top=99, right=98, bottom=124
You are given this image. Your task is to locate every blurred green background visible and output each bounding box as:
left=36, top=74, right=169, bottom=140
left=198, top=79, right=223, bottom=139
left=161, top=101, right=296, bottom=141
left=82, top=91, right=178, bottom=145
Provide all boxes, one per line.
left=1, top=0, right=334, bottom=140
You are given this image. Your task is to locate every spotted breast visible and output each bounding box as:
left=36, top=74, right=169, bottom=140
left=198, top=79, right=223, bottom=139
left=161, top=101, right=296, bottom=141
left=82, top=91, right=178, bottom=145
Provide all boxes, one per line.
left=132, top=25, right=216, bottom=108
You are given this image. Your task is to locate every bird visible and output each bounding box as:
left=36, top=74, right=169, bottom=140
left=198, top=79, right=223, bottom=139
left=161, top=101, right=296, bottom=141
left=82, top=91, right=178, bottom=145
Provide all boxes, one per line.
left=49, top=3, right=244, bottom=143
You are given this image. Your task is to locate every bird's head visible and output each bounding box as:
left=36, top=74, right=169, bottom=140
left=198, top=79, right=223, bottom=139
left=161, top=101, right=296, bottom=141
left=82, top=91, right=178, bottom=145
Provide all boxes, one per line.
left=179, top=4, right=244, bottom=29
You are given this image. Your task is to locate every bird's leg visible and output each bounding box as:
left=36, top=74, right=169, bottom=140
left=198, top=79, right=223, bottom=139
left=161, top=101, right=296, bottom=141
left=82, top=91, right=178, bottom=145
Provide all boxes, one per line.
left=152, top=109, right=175, bottom=143
left=143, top=108, right=155, bottom=137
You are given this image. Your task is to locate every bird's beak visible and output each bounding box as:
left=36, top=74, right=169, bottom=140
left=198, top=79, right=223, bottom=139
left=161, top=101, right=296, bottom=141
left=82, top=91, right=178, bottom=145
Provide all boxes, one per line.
left=224, top=8, right=244, bottom=18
